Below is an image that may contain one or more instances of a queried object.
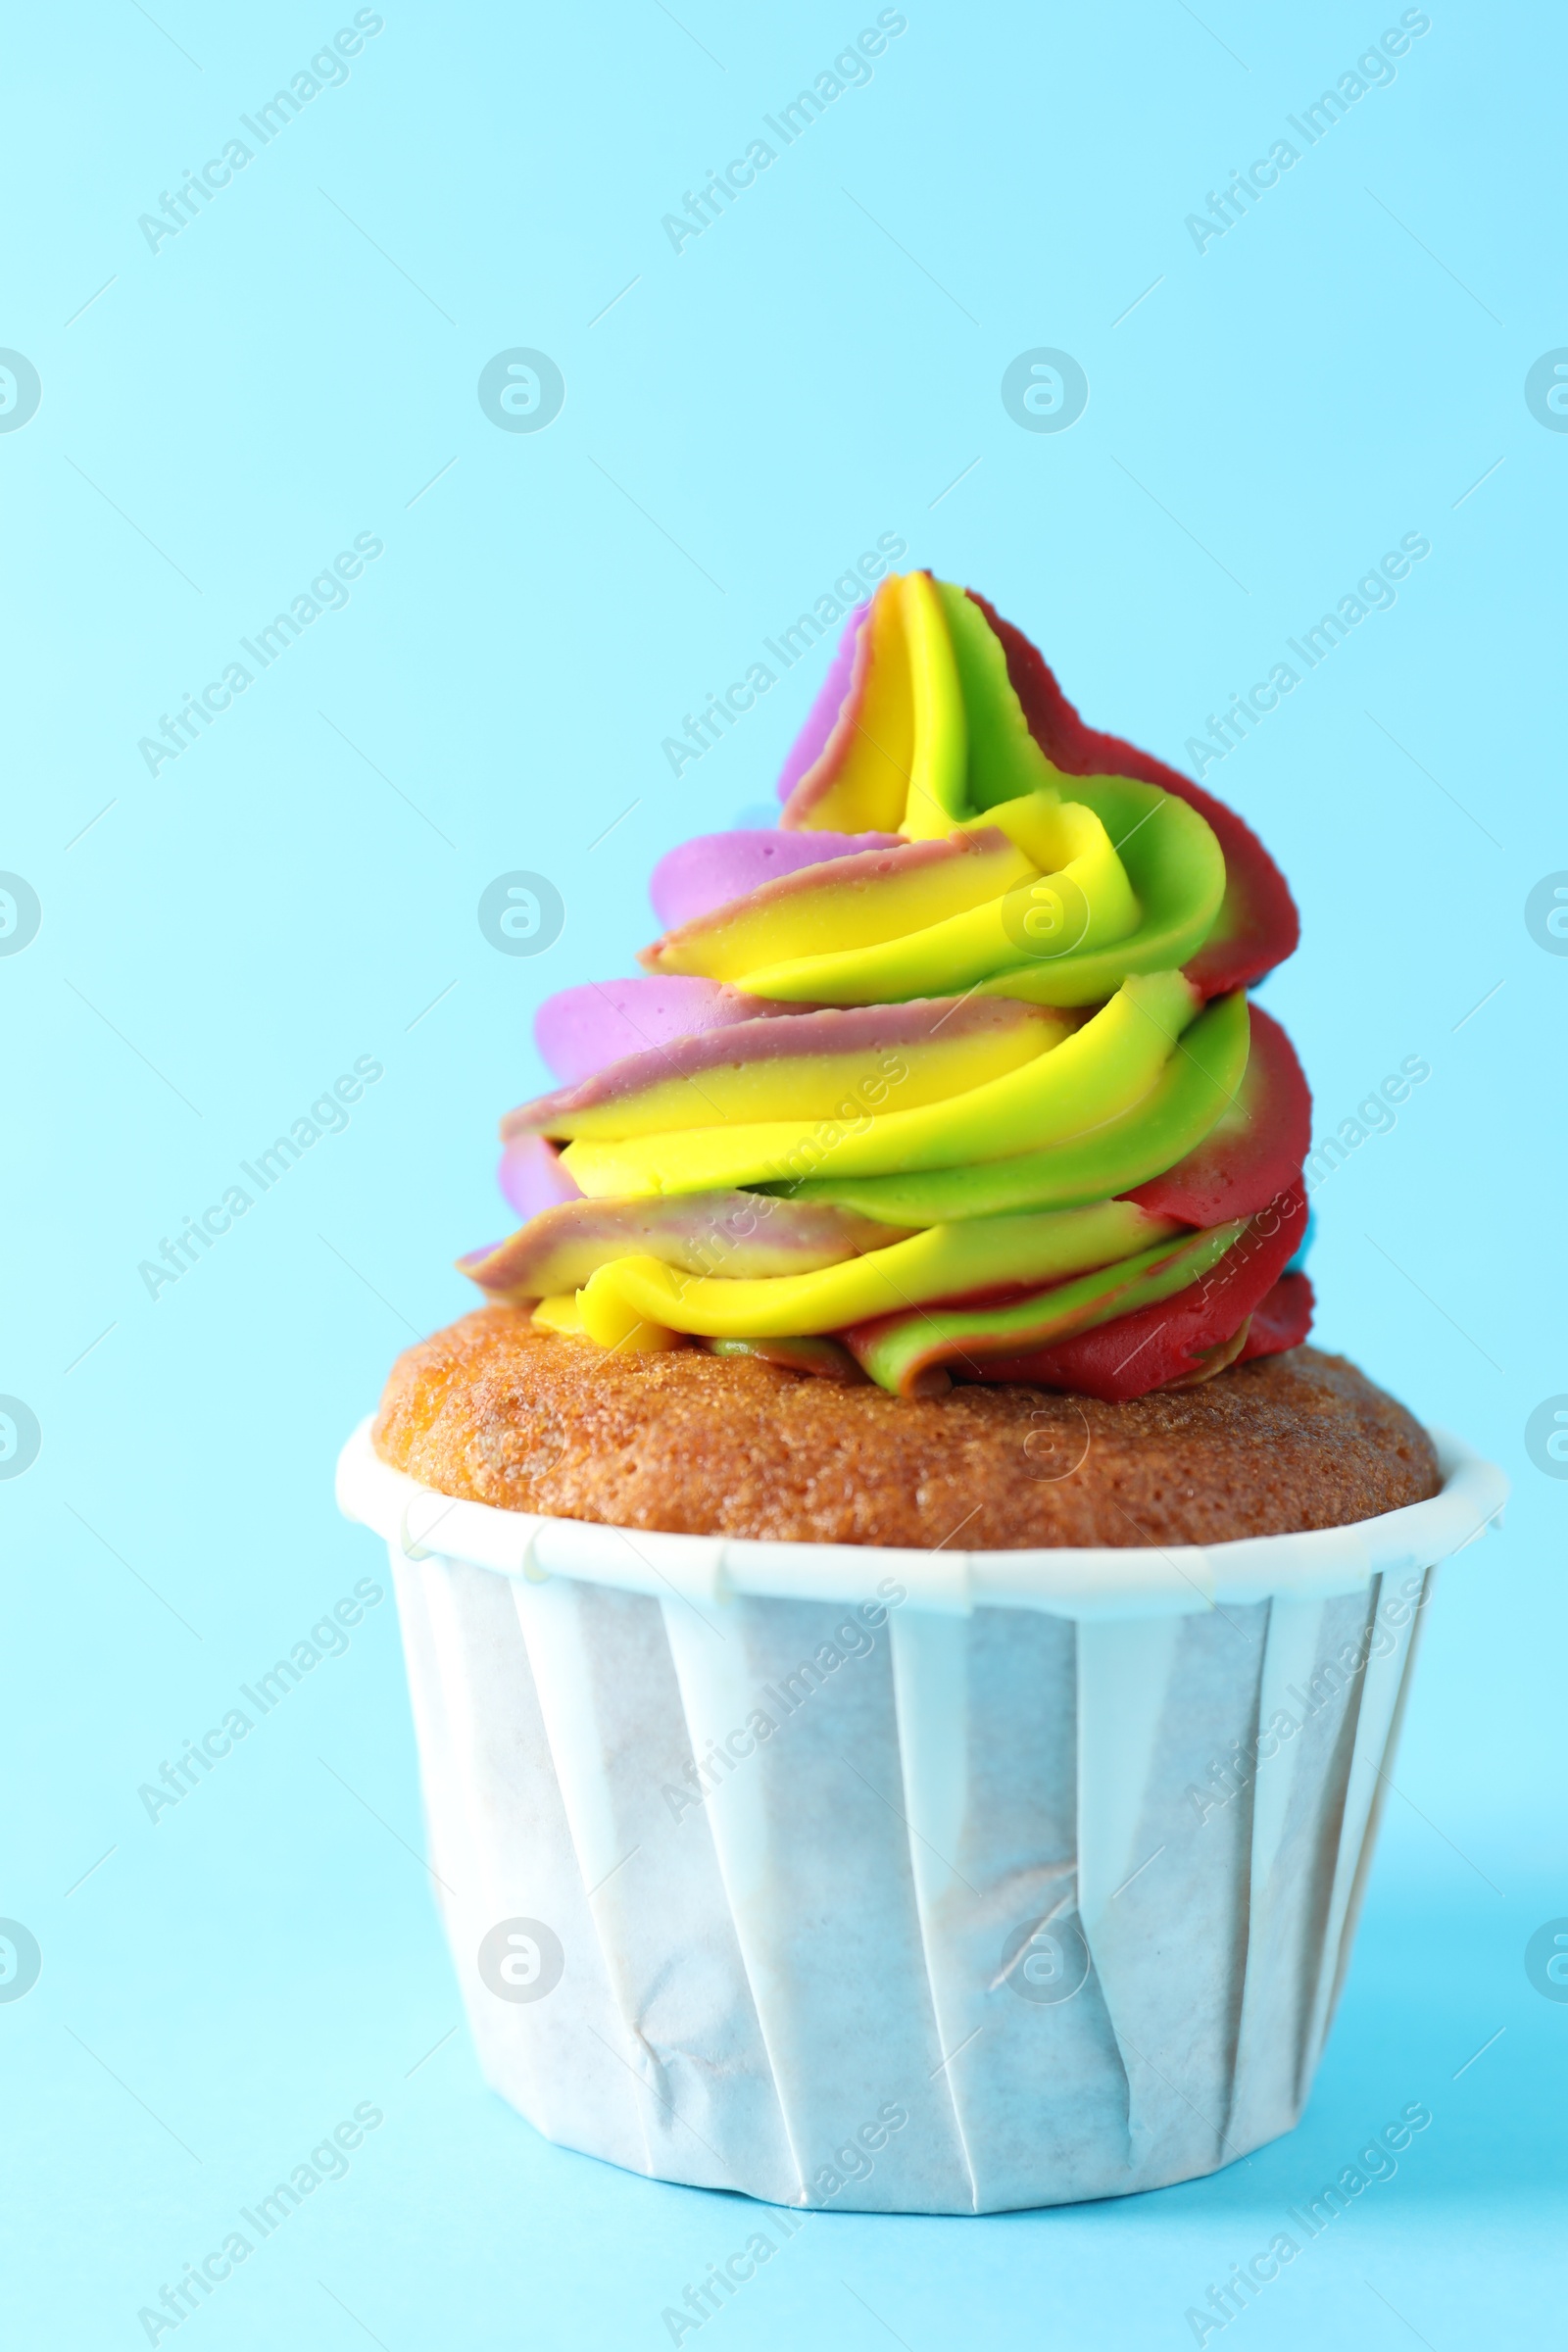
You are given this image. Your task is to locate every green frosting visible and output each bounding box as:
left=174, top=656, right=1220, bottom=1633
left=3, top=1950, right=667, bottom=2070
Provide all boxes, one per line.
left=773, top=989, right=1249, bottom=1224
left=847, top=1220, right=1245, bottom=1394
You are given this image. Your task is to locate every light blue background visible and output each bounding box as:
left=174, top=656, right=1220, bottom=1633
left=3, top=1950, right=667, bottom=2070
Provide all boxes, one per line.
left=3, top=3, right=1563, bottom=2344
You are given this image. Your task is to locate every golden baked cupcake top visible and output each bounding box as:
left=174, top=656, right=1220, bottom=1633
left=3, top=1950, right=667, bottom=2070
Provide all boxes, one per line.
left=373, top=1317, right=1439, bottom=1547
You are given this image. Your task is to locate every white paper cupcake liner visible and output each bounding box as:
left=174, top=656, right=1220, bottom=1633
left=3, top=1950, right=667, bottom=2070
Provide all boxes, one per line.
left=336, top=1418, right=1504, bottom=2215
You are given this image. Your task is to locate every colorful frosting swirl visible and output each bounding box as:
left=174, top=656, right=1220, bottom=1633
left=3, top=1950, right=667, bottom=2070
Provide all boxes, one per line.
left=466, top=572, right=1313, bottom=1400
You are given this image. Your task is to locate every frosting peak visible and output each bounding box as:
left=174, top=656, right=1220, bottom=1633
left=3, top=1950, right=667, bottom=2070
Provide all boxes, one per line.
left=783, top=571, right=1058, bottom=837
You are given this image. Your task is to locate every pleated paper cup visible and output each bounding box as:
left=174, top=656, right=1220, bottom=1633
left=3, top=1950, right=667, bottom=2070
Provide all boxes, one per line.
left=336, top=1418, right=1504, bottom=2216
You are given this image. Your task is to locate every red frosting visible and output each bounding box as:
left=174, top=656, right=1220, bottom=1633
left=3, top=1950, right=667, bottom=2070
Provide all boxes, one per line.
left=967, top=590, right=1300, bottom=999
left=965, top=1182, right=1308, bottom=1400
left=1123, top=1004, right=1311, bottom=1226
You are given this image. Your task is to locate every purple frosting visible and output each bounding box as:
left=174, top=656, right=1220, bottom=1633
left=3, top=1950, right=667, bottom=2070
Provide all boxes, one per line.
left=533, top=975, right=780, bottom=1086
left=508, top=999, right=1044, bottom=1138
left=775, top=604, right=867, bottom=802
left=497, top=1133, right=582, bottom=1219
left=649, top=826, right=899, bottom=931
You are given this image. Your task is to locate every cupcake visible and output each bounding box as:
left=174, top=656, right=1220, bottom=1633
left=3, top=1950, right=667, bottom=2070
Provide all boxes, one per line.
left=339, top=570, right=1504, bottom=2214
